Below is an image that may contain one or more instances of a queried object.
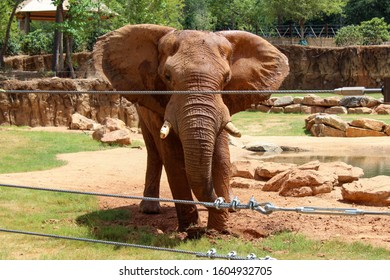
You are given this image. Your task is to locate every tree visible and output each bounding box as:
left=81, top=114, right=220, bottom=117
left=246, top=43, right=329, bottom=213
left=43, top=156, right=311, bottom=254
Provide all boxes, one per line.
left=344, top=0, right=390, bottom=25
left=262, top=0, right=347, bottom=40
left=124, top=0, right=184, bottom=29
left=182, top=0, right=215, bottom=30
left=359, top=17, right=390, bottom=45
left=335, top=25, right=363, bottom=46
left=52, top=0, right=97, bottom=77
left=0, top=0, right=23, bottom=69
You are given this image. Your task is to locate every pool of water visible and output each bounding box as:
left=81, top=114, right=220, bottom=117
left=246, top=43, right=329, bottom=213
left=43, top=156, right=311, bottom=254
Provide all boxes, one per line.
left=257, top=153, right=390, bottom=178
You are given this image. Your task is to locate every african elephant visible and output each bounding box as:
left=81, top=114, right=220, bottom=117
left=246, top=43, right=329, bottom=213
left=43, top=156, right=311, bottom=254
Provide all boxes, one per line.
left=93, top=24, right=289, bottom=233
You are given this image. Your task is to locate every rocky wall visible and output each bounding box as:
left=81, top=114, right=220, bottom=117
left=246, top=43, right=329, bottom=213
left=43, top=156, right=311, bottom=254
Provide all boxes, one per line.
left=0, top=78, right=139, bottom=128
left=277, top=45, right=390, bottom=90
left=4, top=45, right=390, bottom=90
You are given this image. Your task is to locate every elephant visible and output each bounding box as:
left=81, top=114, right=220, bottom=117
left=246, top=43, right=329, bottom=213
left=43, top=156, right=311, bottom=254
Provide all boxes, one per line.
left=93, top=24, right=289, bottom=233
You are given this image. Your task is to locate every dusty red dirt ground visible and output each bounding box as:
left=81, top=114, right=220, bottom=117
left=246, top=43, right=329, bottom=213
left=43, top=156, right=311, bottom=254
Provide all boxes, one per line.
left=0, top=129, right=389, bottom=251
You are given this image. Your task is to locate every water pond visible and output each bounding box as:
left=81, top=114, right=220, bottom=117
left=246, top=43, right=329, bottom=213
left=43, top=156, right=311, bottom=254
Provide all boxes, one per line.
left=258, top=153, right=390, bottom=178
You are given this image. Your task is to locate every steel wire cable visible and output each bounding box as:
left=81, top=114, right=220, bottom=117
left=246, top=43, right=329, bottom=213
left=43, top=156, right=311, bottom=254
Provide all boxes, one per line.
left=0, top=227, right=264, bottom=260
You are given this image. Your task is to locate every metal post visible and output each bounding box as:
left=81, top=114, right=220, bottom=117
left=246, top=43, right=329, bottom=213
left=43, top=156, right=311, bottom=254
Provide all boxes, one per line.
left=384, top=77, right=390, bottom=104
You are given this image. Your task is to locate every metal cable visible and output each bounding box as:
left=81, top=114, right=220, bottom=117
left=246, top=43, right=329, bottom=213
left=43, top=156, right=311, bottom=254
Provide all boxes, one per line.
left=0, top=89, right=345, bottom=95
left=0, top=227, right=264, bottom=260
left=1, top=183, right=390, bottom=216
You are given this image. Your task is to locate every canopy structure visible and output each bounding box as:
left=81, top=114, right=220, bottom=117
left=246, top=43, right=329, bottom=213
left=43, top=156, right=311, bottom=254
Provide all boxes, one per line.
left=15, top=0, right=114, bottom=33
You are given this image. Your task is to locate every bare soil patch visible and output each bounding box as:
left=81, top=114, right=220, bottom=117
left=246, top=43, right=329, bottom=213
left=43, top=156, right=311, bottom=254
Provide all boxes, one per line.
left=1, top=129, right=389, bottom=250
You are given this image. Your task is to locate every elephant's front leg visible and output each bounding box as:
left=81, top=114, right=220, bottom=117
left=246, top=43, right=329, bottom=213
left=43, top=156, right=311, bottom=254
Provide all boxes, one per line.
left=208, top=131, right=233, bottom=231
left=161, top=137, right=200, bottom=232
left=139, top=117, right=163, bottom=214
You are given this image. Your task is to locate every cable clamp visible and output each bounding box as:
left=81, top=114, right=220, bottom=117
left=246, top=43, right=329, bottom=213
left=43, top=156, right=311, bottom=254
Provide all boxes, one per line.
left=214, top=197, right=225, bottom=210
left=206, top=248, right=217, bottom=258
left=227, top=251, right=237, bottom=259
left=230, top=196, right=240, bottom=211
left=246, top=253, right=257, bottom=260
left=248, top=196, right=258, bottom=210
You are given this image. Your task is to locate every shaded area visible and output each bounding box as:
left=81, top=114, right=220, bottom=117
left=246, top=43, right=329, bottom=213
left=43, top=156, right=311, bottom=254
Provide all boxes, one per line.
left=76, top=205, right=182, bottom=248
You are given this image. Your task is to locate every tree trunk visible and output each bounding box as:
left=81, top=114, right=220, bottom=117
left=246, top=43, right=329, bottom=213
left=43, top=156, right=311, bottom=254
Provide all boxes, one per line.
left=0, top=0, right=20, bottom=69
left=65, top=34, right=75, bottom=78
left=52, top=0, right=64, bottom=74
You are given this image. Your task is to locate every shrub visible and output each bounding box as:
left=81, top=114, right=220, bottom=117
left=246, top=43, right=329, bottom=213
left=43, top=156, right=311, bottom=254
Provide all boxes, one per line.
left=335, top=25, right=363, bottom=47
left=359, top=17, right=390, bottom=45
left=0, top=35, right=21, bottom=56
left=21, top=29, right=52, bottom=55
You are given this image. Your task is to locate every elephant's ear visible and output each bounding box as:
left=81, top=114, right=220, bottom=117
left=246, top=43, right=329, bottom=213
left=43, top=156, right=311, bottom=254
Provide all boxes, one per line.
left=217, top=31, right=289, bottom=115
left=93, top=24, right=175, bottom=113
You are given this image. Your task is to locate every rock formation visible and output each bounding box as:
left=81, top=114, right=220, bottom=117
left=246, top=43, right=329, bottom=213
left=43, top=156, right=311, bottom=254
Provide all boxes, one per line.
left=251, top=94, right=385, bottom=115
left=341, top=176, right=390, bottom=206
left=306, top=113, right=390, bottom=137
left=230, top=160, right=364, bottom=198
left=0, top=78, right=139, bottom=128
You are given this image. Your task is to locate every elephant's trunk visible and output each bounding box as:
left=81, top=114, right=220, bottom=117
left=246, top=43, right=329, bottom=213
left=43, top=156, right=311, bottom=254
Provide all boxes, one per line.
left=163, top=93, right=234, bottom=231
left=177, top=95, right=219, bottom=202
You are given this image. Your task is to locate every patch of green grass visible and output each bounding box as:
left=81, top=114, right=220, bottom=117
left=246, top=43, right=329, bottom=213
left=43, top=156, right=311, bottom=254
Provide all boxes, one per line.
left=0, top=128, right=143, bottom=174
left=232, top=111, right=309, bottom=136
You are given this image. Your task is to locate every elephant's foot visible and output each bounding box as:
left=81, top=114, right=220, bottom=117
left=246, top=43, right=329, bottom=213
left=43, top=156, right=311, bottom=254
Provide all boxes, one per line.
left=176, top=204, right=200, bottom=232
left=139, top=200, right=161, bottom=214
left=207, top=208, right=229, bottom=232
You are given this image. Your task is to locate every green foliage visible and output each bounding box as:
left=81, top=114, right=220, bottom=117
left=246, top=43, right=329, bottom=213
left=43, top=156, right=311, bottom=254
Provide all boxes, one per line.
left=335, top=25, right=363, bottom=46
left=0, top=34, right=21, bottom=56
left=124, top=0, right=184, bottom=29
left=182, top=0, right=215, bottom=30
left=344, top=0, right=390, bottom=25
left=20, top=29, right=52, bottom=55
left=359, top=17, right=390, bottom=45
left=262, top=0, right=347, bottom=25
left=335, top=17, right=390, bottom=46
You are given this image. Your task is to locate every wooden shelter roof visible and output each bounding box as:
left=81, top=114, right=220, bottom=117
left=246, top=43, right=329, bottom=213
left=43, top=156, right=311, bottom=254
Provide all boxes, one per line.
left=16, top=0, right=113, bottom=21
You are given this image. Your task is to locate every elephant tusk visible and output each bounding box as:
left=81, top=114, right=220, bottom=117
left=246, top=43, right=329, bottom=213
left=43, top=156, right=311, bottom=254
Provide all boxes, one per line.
left=160, top=120, right=172, bottom=139
left=224, top=122, right=241, bottom=138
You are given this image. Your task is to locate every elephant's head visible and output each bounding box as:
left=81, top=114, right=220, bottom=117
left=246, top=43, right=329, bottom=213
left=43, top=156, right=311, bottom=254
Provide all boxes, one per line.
left=93, top=24, right=288, bottom=221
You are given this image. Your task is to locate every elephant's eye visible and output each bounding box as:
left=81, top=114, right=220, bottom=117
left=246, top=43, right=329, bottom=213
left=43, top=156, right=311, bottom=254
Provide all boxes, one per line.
left=165, top=72, right=171, bottom=82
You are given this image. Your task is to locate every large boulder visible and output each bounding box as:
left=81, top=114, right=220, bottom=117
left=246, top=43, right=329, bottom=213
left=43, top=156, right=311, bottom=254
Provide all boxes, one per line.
left=255, top=162, right=297, bottom=180
left=314, top=114, right=349, bottom=131
left=100, top=129, right=132, bottom=146
left=340, top=96, right=379, bottom=108
left=349, top=118, right=386, bottom=132
left=230, top=177, right=265, bottom=189
left=318, top=161, right=364, bottom=184
left=374, top=104, right=390, bottom=115
left=324, top=106, right=348, bottom=115
left=230, top=160, right=259, bottom=179
left=69, top=113, right=97, bottom=130
left=310, top=123, right=346, bottom=137
left=262, top=160, right=362, bottom=197
left=341, top=176, right=390, bottom=206
left=346, top=126, right=387, bottom=137
left=263, top=169, right=338, bottom=197
left=92, top=117, right=133, bottom=146
left=302, top=94, right=340, bottom=107
left=273, top=96, right=294, bottom=107
left=243, top=142, right=283, bottom=153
